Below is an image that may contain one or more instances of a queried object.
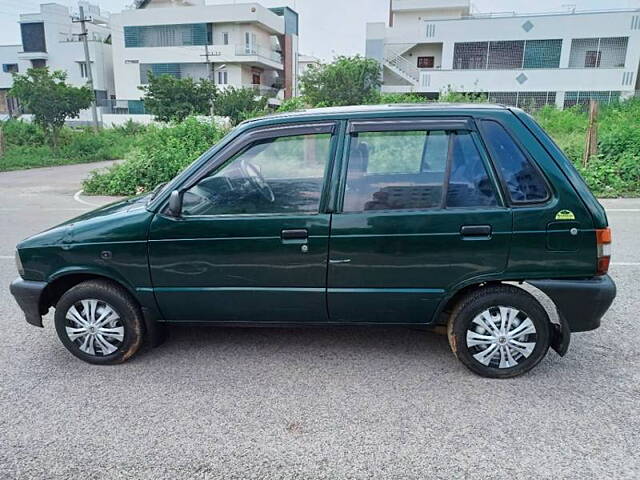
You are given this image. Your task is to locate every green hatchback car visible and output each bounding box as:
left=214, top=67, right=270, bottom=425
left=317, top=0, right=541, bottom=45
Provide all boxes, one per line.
left=10, top=104, right=616, bottom=377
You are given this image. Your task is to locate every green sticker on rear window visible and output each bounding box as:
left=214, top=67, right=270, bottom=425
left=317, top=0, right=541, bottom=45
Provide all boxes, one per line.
left=555, top=209, right=575, bottom=220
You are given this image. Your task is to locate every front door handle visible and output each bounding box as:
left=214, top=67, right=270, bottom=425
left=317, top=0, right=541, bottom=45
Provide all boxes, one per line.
left=281, top=229, right=308, bottom=244
left=460, top=225, right=492, bottom=238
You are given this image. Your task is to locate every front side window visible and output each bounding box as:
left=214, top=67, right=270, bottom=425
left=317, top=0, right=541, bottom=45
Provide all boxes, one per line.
left=481, top=120, right=549, bottom=203
left=342, top=129, right=497, bottom=212
left=182, top=133, right=332, bottom=216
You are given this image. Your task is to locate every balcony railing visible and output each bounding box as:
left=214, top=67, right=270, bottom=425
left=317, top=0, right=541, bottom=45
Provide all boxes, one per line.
left=235, top=45, right=282, bottom=63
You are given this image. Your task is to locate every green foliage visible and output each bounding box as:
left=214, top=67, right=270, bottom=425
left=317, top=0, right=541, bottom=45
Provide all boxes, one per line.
left=214, top=87, right=268, bottom=125
left=0, top=120, right=136, bottom=171
left=534, top=98, right=640, bottom=196
left=140, top=73, right=217, bottom=122
left=276, top=96, right=308, bottom=112
left=9, top=68, right=93, bottom=146
left=377, top=93, right=427, bottom=104
left=83, top=117, right=227, bottom=195
left=299, top=55, right=381, bottom=107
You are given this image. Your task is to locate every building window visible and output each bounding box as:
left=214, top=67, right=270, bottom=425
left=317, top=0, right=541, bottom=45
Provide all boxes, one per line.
left=2, top=64, right=18, bottom=73
left=217, top=70, right=228, bottom=85
left=569, top=37, right=628, bottom=69
left=124, top=24, right=208, bottom=48
left=453, top=42, right=488, bottom=69
left=244, top=32, right=257, bottom=54
left=417, top=56, right=434, bottom=68
left=222, top=32, right=229, bottom=45
left=522, top=39, right=562, bottom=68
left=564, top=91, right=621, bottom=108
left=454, top=39, right=562, bottom=70
left=20, top=22, right=46, bottom=53
left=252, top=73, right=261, bottom=85
left=79, top=62, right=89, bottom=78
left=584, top=50, right=601, bottom=68
left=31, top=59, right=46, bottom=69
left=139, top=63, right=182, bottom=84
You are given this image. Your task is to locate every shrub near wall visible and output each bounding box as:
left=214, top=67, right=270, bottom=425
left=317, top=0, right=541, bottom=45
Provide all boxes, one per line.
left=83, top=117, right=227, bottom=196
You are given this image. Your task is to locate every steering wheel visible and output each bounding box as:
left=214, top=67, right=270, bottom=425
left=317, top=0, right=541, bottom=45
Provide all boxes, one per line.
left=240, top=159, right=275, bottom=203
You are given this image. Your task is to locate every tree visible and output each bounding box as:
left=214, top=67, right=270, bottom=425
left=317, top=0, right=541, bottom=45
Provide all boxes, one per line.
left=9, top=68, right=92, bottom=146
left=139, top=73, right=217, bottom=122
left=299, top=55, right=382, bottom=107
left=214, top=87, right=268, bottom=125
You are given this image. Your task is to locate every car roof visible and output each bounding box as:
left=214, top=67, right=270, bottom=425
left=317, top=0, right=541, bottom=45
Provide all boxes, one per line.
left=241, top=103, right=511, bottom=127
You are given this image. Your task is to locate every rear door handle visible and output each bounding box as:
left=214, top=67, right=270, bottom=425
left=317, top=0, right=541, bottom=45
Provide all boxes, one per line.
left=281, top=229, right=308, bottom=244
left=460, top=225, right=492, bottom=238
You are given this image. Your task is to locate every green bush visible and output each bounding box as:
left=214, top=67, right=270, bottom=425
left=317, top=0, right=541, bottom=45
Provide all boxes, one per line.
left=83, top=117, right=227, bottom=195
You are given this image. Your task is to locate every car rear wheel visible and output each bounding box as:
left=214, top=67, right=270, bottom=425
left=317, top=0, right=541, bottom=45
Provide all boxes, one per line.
left=54, top=280, right=144, bottom=365
left=447, top=285, right=550, bottom=378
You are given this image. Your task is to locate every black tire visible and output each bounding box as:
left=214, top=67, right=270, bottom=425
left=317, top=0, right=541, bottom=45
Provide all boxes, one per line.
left=447, top=284, right=550, bottom=378
left=54, top=280, right=144, bottom=365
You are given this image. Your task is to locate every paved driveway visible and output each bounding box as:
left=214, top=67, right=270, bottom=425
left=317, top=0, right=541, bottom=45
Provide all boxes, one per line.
left=1, top=163, right=639, bottom=479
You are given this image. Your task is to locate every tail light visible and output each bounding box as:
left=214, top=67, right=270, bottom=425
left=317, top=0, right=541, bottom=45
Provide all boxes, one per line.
left=595, top=228, right=612, bottom=275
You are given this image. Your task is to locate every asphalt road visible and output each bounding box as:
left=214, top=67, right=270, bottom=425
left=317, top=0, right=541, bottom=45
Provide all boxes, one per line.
left=1, top=162, right=639, bottom=479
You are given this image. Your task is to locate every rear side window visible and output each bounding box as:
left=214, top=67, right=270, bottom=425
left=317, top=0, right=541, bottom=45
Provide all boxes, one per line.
left=480, top=120, right=549, bottom=203
left=342, top=129, right=497, bottom=212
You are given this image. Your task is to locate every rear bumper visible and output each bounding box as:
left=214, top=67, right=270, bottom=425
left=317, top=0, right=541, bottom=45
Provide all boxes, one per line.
left=528, top=274, right=616, bottom=333
left=9, top=277, right=47, bottom=328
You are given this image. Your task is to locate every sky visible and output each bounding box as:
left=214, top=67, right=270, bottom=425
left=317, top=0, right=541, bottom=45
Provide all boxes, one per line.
left=0, top=0, right=638, bottom=59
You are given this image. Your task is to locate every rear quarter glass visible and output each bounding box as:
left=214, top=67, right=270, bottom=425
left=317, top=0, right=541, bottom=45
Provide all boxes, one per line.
left=509, top=108, right=608, bottom=229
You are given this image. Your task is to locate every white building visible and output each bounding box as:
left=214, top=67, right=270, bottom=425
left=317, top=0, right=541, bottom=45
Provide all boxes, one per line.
left=110, top=0, right=299, bottom=112
left=0, top=2, right=114, bottom=116
left=367, top=0, right=640, bottom=108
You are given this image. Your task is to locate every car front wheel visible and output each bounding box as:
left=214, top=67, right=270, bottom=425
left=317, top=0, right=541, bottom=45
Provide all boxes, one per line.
left=54, top=280, right=144, bottom=364
left=447, top=285, right=551, bottom=378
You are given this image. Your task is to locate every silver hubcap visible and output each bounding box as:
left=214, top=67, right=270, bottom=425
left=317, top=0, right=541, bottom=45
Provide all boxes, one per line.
left=64, top=299, right=124, bottom=356
left=466, top=306, right=537, bottom=369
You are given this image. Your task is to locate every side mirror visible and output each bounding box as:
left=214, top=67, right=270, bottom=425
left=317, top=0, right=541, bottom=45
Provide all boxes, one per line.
left=166, top=190, right=183, bottom=218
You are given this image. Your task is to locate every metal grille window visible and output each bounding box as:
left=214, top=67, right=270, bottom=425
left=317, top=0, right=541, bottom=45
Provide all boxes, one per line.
left=125, top=24, right=208, bottom=48
left=564, top=91, right=621, bottom=108
left=453, top=42, right=488, bottom=69
left=454, top=39, right=561, bottom=70
left=522, top=39, right=562, bottom=68
left=488, top=41, right=524, bottom=69
left=139, top=63, right=182, bottom=84
left=486, top=92, right=556, bottom=111
left=569, top=37, right=628, bottom=68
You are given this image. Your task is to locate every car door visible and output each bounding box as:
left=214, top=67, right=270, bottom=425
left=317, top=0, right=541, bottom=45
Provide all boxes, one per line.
left=327, top=117, right=512, bottom=324
left=148, top=122, right=338, bottom=322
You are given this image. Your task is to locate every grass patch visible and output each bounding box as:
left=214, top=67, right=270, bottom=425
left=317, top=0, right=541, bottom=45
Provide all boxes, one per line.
left=0, top=120, right=143, bottom=172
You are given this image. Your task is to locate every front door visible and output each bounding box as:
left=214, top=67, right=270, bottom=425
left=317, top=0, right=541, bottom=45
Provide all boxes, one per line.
left=327, top=118, right=512, bottom=324
left=149, top=123, right=337, bottom=322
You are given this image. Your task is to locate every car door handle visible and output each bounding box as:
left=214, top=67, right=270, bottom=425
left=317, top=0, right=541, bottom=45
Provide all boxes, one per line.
left=281, top=229, right=308, bottom=244
left=460, top=225, right=492, bottom=238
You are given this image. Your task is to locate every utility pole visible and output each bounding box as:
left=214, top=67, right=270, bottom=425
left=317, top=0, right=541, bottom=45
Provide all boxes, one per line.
left=74, top=5, right=99, bottom=131
left=201, top=43, right=215, bottom=118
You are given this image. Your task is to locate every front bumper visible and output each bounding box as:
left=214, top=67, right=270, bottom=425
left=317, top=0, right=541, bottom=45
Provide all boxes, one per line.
left=528, top=274, right=616, bottom=333
left=9, top=277, right=48, bottom=327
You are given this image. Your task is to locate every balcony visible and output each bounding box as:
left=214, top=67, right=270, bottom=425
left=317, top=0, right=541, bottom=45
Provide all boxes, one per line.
left=382, top=66, right=629, bottom=93
left=235, top=45, right=282, bottom=64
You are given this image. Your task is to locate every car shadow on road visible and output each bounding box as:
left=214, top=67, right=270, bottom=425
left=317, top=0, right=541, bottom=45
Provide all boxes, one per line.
left=143, top=324, right=454, bottom=364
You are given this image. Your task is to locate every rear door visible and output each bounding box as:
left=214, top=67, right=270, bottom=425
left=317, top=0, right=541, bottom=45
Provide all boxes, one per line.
left=327, top=118, right=512, bottom=324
